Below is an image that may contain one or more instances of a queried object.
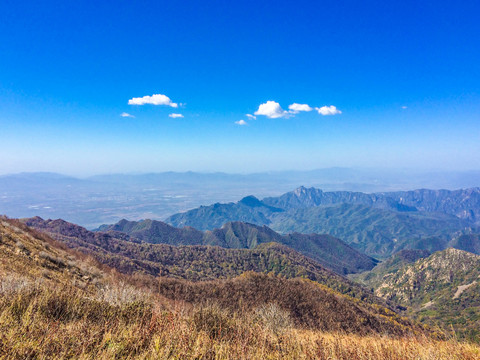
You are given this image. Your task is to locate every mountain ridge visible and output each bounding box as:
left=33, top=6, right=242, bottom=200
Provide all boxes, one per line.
left=21, top=216, right=386, bottom=306
left=28, top=216, right=377, bottom=275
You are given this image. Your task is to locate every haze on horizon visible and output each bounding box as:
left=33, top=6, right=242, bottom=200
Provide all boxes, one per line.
left=1, top=1, right=479, bottom=176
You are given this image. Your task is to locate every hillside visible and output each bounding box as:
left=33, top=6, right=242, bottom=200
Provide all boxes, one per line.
left=2, top=216, right=469, bottom=359
left=167, top=186, right=480, bottom=227
left=93, top=218, right=377, bottom=274
left=355, top=248, right=480, bottom=342
left=449, top=234, right=480, bottom=255
left=351, top=249, right=432, bottom=289
left=387, top=188, right=480, bottom=223
left=22, top=217, right=379, bottom=302
left=0, top=217, right=105, bottom=290
left=146, top=272, right=415, bottom=335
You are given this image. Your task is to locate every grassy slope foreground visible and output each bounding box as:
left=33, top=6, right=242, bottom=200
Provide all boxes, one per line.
left=0, top=217, right=479, bottom=359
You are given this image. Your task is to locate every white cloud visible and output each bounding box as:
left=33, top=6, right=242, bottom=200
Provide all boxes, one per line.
left=169, top=113, right=184, bottom=118
left=254, top=101, right=288, bottom=118
left=251, top=101, right=341, bottom=120
left=120, top=112, right=134, bottom=118
left=246, top=114, right=256, bottom=120
left=235, top=120, right=248, bottom=126
left=128, top=93, right=178, bottom=107
left=401, top=106, right=408, bottom=109
left=288, top=103, right=313, bottom=113
left=315, top=105, right=342, bottom=116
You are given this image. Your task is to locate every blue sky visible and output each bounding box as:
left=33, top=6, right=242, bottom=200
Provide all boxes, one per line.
left=1, top=0, right=479, bottom=175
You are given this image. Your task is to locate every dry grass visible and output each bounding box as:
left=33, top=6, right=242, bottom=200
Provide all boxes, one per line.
left=0, top=276, right=479, bottom=360
left=1, top=217, right=479, bottom=359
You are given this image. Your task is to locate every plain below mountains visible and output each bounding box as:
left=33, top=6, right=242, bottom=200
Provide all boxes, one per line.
left=3, top=169, right=480, bottom=229
left=165, top=187, right=480, bottom=258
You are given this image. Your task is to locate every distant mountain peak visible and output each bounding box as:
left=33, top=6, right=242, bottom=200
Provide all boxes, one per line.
left=294, top=185, right=307, bottom=192
left=293, top=186, right=319, bottom=196
left=238, top=195, right=263, bottom=207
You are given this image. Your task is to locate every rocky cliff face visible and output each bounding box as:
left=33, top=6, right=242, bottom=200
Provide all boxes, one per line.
left=356, top=248, right=480, bottom=342
left=373, top=248, right=480, bottom=303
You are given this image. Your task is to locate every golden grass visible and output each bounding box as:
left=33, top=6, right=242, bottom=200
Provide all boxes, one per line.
left=1, top=216, right=479, bottom=359
left=0, top=278, right=479, bottom=360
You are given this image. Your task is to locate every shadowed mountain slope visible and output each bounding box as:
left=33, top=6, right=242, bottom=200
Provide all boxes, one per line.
left=165, top=195, right=282, bottom=230
left=449, top=234, right=480, bottom=255
left=269, top=203, right=471, bottom=257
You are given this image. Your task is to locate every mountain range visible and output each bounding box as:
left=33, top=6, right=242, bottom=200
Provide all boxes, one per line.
left=166, top=186, right=480, bottom=257
left=263, top=186, right=480, bottom=222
